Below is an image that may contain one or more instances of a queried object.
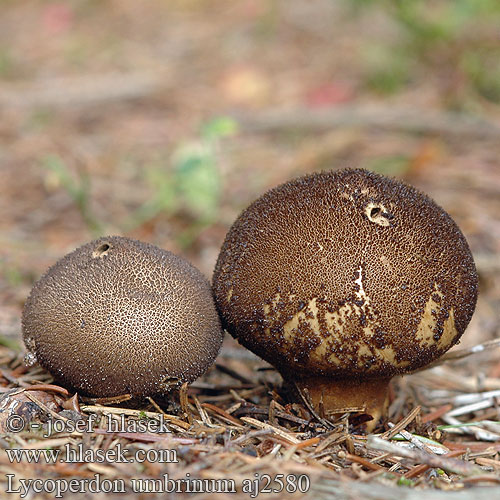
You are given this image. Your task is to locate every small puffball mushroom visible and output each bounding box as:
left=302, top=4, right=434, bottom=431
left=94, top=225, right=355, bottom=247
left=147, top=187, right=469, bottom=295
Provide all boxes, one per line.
left=213, top=169, right=478, bottom=430
left=22, top=236, right=224, bottom=398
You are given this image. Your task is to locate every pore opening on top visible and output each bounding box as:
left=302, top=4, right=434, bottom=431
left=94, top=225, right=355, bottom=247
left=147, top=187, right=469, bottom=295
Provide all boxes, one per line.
left=92, top=242, right=112, bottom=258
left=365, top=203, right=390, bottom=227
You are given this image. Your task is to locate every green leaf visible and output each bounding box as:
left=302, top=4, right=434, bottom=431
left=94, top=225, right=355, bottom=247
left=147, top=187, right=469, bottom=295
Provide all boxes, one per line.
left=0, top=335, right=21, bottom=350
left=201, top=117, right=238, bottom=141
left=41, top=155, right=102, bottom=235
left=397, top=477, right=415, bottom=487
left=365, top=155, right=411, bottom=177
left=173, top=142, right=221, bottom=219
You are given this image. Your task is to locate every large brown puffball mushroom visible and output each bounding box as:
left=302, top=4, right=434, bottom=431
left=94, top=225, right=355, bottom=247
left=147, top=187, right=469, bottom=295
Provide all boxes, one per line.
left=213, top=168, right=478, bottom=430
left=22, top=236, right=223, bottom=398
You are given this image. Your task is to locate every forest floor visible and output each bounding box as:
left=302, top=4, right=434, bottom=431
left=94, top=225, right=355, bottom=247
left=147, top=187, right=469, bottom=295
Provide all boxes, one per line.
left=0, top=1, right=499, bottom=498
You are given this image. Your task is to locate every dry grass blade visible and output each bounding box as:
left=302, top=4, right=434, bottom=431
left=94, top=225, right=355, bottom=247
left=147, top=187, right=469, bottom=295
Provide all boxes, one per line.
left=367, top=435, right=482, bottom=476
left=202, top=402, right=245, bottom=426
left=440, top=416, right=500, bottom=441
left=22, top=384, right=70, bottom=396
left=394, top=428, right=448, bottom=455
left=23, top=391, right=69, bottom=421
left=345, top=453, right=386, bottom=472
left=476, top=457, right=500, bottom=470
left=379, top=405, right=421, bottom=440
left=294, top=381, right=337, bottom=429
left=429, top=337, right=500, bottom=366
left=22, top=437, right=72, bottom=449
left=179, top=381, right=192, bottom=424
left=233, top=402, right=310, bottom=426
left=231, top=429, right=273, bottom=445
left=421, top=404, right=453, bottom=423
left=81, top=393, right=132, bottom=405
left=240, top=417, right=301, bottom=444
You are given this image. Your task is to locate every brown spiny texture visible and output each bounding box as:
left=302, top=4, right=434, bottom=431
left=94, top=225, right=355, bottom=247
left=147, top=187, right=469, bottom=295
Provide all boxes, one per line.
left=213, top=169, right=478, bottom=382
left=22, top=236, right=223, bottom=397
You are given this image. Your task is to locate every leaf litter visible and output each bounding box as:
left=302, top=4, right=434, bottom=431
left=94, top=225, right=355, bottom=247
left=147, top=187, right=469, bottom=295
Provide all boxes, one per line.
left=0, top=335, right=499, bottom=499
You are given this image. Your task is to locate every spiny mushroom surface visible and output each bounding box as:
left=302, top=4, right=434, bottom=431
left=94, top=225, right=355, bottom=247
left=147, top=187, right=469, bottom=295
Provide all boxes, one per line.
left=213, top=168, right=478, bottom=429
left=22, top=236, right=223, bottom=398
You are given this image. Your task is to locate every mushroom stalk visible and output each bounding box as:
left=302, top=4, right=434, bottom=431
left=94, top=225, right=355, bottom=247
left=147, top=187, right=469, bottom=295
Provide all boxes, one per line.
left=294, top=376, right=391, bottom=431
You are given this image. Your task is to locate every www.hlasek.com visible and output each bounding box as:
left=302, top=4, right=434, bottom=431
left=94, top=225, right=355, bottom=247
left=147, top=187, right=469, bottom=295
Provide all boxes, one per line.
left=3, top=414, right=311, bottom=498
left=6, top=442, right=176, bottom=465
left=5, top=413, right=175, bottom=463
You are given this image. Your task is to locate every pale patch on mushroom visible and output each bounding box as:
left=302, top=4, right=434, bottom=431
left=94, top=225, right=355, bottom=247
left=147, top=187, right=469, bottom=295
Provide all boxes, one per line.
left=263, top=292, right=282, bottom=317
left=282, top=297, right=320, bottom=341
left=264, top=266, right=413, bottom=372
left=416, top=284, right=457, bottom=349
left=440, top=309, right=457, bottom=350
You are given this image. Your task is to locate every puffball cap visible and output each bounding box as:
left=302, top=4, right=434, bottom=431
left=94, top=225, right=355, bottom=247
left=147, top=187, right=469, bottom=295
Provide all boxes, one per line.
left=22, top=236, right=223, bottom=397
left=213, top=169, right=478, bottom=379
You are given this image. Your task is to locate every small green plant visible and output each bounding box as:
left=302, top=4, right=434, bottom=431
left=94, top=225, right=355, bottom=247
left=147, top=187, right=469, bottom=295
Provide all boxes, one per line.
left=0, top=260, right=25, bottom=287
left=0, top=335, right=21, bottom=351
left=345, top=0, right=500, bottom=104
left=175, top=116, right=237, bottom=220
left=41, top=117, right=237, bottom=247
left=126, top=116, right=238, bottom=247
left=41, top=155, right=103, bottom=235
left=397, top=477, right=415, bottom=487
left=365, top=154, right=411, bottom=177
left=363, top=46, right=412, bottom=95
left=0, top=46, right=13, bottom=77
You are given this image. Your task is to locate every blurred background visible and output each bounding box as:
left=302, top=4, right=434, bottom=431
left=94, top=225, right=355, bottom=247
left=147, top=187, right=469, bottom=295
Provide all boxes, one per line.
left=0, top=0, right=499, bottom=351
